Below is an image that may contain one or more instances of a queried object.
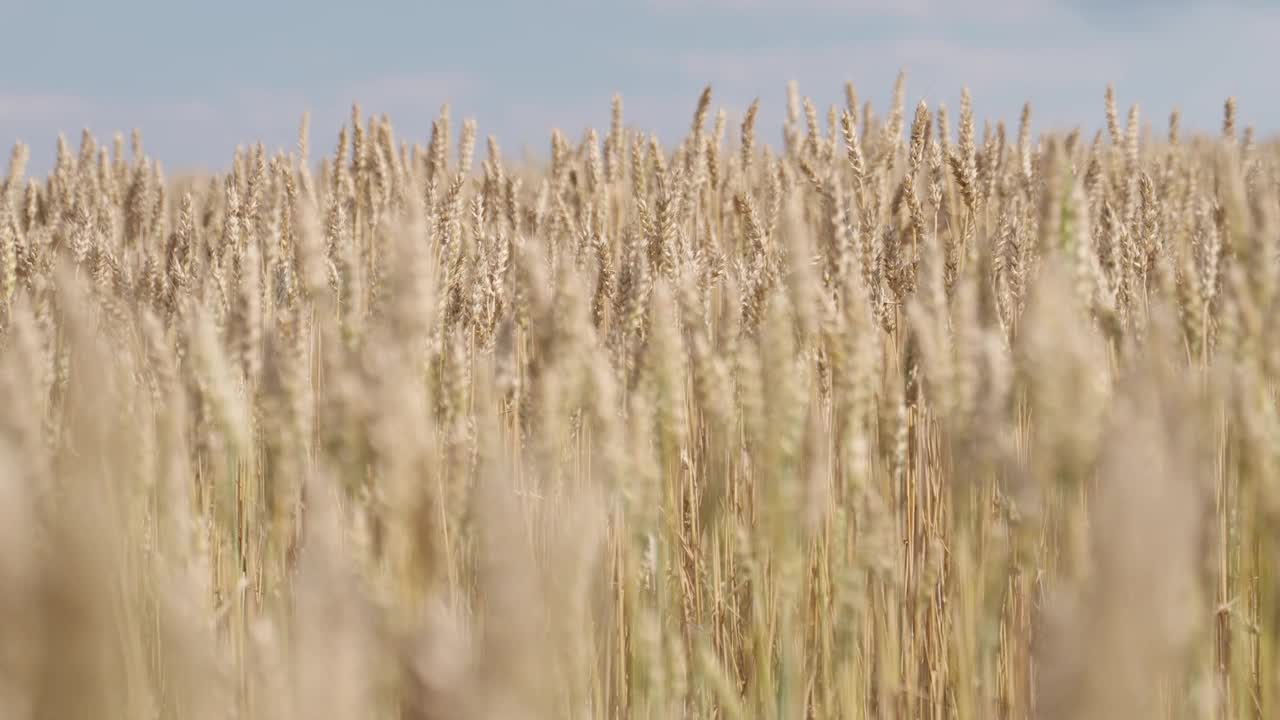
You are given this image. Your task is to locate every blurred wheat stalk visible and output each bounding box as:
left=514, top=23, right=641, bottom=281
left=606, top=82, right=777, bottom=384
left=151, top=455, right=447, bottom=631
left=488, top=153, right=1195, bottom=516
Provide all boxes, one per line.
left=0, top=79, right=1275, bottom=719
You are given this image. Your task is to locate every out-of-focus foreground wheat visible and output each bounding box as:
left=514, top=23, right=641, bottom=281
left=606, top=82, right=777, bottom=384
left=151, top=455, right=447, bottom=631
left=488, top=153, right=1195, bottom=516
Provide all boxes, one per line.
left=0, top=79, right=1275, bottom=719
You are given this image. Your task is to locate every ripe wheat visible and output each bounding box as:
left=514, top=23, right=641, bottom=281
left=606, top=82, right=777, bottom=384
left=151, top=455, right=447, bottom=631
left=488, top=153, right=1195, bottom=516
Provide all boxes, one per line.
left=0, top=80, right=1276, bottom=719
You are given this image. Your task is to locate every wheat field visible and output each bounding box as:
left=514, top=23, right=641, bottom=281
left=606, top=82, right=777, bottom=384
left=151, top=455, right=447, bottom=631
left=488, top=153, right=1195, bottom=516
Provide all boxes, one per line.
left=0, top=78, right=1276, bottom=719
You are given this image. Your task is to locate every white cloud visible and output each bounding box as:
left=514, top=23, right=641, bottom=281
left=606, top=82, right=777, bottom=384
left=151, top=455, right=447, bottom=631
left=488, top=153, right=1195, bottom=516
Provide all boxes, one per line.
left=344, top=71, right=468, bottom=115
left=0, top=71, right=474, bottom=173
left=674, top=38, right=1113, bottom=99
left=649, top=0, right=1055, bottom=19
left=0, top=94, right=91, bottom=123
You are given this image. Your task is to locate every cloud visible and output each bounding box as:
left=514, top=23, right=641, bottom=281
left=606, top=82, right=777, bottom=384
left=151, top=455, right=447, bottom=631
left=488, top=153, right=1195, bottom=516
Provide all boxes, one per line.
left=651, top=0, right=925, bottom=13
left=0, top=71, right=475, bottom=173
left=647, top=36, right=1140, bottom=145
left=0, top=94, right=91, bottom=123
left=660, top=0, right=1280, bottom=141
left=674, top=38, right=1113, bottom=99
left=5, top=0, right=1277, bottom=174
left=649, top=0, right=1054, bottom=19
left=344, top=72, right=468, bottom=115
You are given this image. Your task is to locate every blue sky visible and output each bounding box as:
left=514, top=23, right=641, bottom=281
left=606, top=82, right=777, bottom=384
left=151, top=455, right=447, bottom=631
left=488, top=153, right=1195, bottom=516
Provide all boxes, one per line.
left=2, top=0, right=1276, bottom=173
